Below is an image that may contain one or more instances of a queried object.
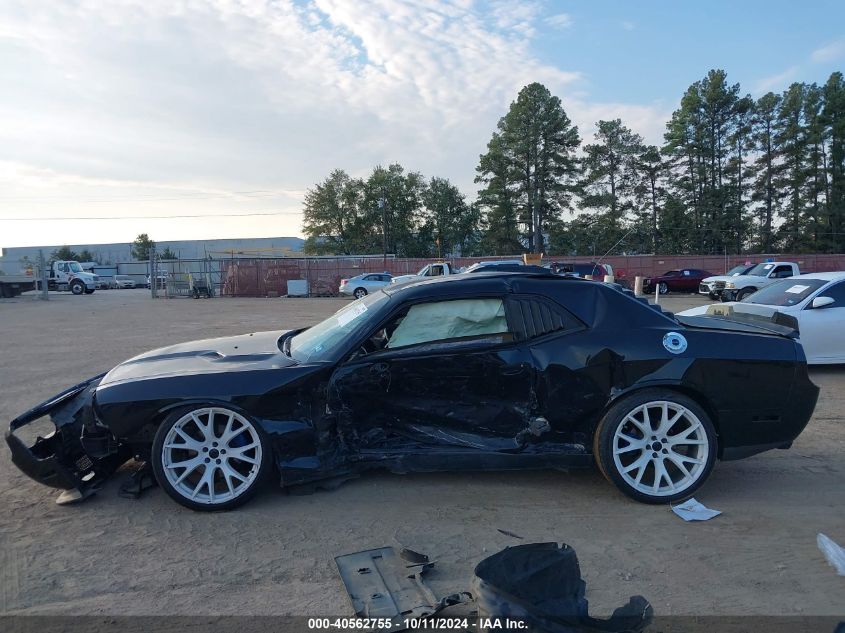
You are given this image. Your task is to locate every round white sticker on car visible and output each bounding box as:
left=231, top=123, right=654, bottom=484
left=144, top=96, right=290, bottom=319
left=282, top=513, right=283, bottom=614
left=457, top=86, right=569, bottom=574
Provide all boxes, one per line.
left=663, top=332, right=688, bottom=354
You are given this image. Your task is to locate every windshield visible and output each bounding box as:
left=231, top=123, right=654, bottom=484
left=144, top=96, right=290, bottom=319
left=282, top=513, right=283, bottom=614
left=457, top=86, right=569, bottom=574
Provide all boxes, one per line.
left=288, top=291, right=389, bottom=362
left=744, top=263, right=776, bottom=277
left=743, top=279, right=827, bottom=306
left=68, top=262, right=83, bottom=272
left=727, top=265, right=750, bottom=276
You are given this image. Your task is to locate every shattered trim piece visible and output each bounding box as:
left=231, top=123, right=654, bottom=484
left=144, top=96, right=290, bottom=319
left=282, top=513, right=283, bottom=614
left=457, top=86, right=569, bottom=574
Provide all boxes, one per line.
left=335, top=546, right=470, bottom=632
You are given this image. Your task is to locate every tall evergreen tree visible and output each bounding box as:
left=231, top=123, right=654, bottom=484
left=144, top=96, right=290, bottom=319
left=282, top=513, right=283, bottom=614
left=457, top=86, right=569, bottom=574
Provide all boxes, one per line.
left=578, top=119, right=644, bottom=254
left=774, top=83, right=809, bottom=250
left=823, top=72, right=845, bottom=251
left=750, top=92, right=782, bottom=251
left=477, top=82, right=580, bottom=253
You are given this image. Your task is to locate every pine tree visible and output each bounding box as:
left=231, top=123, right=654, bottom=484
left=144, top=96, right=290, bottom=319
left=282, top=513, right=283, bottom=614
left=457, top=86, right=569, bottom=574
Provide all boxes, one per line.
left=823, top=72, right=845, bottom=252
left=477, top=83, right=580, bottom=254
left=774, top=83, right=809, bottom=250
left=750, top=92, right=782, bottom=251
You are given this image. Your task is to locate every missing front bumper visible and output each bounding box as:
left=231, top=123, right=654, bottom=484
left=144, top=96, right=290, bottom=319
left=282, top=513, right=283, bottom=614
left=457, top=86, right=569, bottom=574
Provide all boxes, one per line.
left=5, top=374, right=129, bottom=498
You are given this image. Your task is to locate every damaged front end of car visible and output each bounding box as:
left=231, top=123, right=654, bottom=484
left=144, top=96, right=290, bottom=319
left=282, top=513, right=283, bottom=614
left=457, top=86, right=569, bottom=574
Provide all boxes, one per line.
left=5, top=374, right=131, bottom=503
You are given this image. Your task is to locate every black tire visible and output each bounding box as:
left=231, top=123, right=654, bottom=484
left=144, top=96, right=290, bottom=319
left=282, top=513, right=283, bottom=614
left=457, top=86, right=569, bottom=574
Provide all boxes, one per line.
left=736, top=287, right=756, bottom=302
left=708, top=291, right=718, bottom=300
left=353, top=287, right=367, bottom=299
left=593, top=389, right=718, bottom=504
left=658, top=282, right=669, bottom=295
left=151, top=404, right=272, bottom=511
left=70, top=280, right=85, bottom=295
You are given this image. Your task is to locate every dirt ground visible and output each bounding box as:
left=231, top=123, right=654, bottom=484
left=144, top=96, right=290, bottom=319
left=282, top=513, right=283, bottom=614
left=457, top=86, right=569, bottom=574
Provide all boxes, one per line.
left=0, top=288, right=843, bottom=618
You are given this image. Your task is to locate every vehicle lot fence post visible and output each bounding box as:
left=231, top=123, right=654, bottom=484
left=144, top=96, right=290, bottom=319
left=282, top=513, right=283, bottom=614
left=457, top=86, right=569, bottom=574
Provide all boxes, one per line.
left=149, top=246, right=157, bottom=299
left=634, top=276, right=644, bottom=296
left=38, top=250, right=48, bottom=300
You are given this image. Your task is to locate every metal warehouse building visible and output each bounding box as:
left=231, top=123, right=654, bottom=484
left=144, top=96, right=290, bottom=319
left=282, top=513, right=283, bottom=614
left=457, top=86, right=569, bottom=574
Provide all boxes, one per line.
left=0, top=236, right=304, bottom=268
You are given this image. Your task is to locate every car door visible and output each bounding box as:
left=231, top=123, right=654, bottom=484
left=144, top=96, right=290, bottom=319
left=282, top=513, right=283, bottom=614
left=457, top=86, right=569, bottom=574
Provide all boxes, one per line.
left=328, top=296, right=535, bottom=454
left=799, top=281, right=845, bottom=363
left=679, top=270, right=695, bottom=291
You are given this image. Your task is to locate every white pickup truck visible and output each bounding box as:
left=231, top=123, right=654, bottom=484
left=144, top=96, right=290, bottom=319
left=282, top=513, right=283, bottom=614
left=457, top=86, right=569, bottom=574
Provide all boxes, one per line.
left=390, top=262, right=459, bottom=285
left=390, top=260, right=528, bottom=286
left=714, top=261, right=800, bottom=302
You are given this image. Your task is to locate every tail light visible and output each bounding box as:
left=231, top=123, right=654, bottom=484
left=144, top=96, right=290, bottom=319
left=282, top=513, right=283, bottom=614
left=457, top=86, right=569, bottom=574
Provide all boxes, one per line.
left=340, top=279, right=348, bottom=285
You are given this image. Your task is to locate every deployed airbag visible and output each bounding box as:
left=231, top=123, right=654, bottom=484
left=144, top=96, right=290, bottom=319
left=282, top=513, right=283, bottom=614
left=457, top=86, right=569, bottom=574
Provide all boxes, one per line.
left=387, top=299, right=507, bottom=348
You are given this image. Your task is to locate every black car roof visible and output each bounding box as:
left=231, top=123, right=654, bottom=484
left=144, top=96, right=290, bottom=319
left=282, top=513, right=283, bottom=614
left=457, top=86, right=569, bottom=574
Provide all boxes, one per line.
left=383, top=272, right=675, bottom=328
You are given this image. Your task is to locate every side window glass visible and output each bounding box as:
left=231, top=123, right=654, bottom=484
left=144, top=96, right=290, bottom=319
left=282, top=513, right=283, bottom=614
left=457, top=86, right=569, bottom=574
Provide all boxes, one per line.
left=772, top=266, right=792, bottom=278
left=505, top=297, right=582, bottom=340
left=386, top=298, right=509, bottom=349
left=430, top=265, right=444, bottom=277
left=821, top=282, right=845, bottom=307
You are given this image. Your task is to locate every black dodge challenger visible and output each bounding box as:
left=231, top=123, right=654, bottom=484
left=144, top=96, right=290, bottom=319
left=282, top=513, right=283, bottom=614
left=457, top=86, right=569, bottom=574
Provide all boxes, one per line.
left=7, top=273, right=819, bottom=511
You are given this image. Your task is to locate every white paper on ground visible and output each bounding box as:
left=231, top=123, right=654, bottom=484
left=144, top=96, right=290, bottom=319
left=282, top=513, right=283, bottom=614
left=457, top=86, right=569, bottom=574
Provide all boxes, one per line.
left=817, top=533, right=845, bottom=576
left=671, top=498, right=721, bottom=521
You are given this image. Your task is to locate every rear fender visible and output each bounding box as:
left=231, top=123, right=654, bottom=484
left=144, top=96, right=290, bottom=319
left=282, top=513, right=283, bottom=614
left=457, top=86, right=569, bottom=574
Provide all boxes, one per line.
left=598, top=381, right=722, bottom=454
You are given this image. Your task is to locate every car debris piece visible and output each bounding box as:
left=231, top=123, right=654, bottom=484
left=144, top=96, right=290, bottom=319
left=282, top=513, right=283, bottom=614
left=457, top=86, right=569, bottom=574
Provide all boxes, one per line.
left=670, top=498, right=721, bottom=522
left=817, top=533, right=845, bottom=576
left=497, top=529, right=524, bottom=539
left=335, top=546, right=471, bottom=632
left=473, top=542, right=652, bottom=633
left=118, top=461, right=158, bottom=499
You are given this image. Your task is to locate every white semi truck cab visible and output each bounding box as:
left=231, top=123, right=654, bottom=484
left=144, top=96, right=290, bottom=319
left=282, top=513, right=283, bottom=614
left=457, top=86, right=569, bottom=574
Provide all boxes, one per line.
left=46, top=261, right=99, bottom=295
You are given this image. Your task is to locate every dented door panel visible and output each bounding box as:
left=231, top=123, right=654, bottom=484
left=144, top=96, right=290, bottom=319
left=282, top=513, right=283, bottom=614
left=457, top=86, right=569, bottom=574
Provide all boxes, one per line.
left=329, top=343, right=535, bottom=453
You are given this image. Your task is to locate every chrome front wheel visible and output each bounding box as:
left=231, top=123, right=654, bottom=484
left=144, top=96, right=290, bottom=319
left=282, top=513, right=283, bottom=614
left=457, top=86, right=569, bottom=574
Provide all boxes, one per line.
left=153, top=406, right=269, bottom=511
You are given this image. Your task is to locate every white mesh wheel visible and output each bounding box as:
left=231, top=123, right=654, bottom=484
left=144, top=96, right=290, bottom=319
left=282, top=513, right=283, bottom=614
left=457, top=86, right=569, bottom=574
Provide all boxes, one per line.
left=611, top=400, right=709, bottom=497
left=159, top=407, right=264, bottom=506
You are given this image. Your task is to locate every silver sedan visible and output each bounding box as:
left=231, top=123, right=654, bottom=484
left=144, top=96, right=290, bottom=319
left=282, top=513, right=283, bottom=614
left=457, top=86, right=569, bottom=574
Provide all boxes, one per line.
left=339, top=273, right=392, bottom=299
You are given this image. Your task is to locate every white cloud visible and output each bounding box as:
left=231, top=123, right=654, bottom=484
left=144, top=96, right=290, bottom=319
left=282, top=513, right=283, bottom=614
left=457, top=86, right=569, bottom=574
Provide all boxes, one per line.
left=621, top=20, right=635, bottom=31
left=811, top=40, right=845, bottom=63
left=752, top=66, right=800, bottom=94
left=545, top=13, right=573, bottom=30
left=0, top=0, right=662, bottom=246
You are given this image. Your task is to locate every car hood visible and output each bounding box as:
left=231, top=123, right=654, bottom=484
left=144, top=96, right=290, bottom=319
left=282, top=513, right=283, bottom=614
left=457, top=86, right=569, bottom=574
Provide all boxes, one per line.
left=679, top=302, right=798, bottom=317
left=99, top=330, right=295, bottom=385
left=390, top=274, right=419, bottom=284
left=722, top=274, right=767, bottom=284
left=701, top=275, right=733, bottom=283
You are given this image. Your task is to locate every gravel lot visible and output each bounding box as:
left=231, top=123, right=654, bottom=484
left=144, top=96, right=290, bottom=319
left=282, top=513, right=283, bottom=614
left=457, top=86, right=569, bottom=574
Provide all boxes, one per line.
left=1, top=289, right=843, bottom=617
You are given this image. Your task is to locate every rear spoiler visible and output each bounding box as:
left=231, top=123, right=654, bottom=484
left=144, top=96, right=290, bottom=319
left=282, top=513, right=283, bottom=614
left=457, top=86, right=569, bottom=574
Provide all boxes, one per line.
left=676, top=304, right=800, bottom=339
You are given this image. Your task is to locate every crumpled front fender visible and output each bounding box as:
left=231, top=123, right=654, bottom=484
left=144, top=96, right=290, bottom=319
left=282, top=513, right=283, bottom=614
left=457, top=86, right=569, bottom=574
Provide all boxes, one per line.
left=6, top=374, right=129, bottom=492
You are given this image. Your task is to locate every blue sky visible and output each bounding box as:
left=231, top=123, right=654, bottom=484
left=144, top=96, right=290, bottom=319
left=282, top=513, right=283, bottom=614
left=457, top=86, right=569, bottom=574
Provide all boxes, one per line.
left=1, top=0, right=843, bottom=249
left=533, top=0, right=845, bottom=103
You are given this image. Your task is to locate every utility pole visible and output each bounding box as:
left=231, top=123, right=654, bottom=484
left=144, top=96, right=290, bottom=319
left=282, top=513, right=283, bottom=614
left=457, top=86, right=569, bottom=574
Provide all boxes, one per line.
left=379, top=194, right=387, bottom=267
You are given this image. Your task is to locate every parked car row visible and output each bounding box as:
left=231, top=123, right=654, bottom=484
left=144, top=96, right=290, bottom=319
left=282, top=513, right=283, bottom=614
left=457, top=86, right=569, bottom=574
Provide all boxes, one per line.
left=344, top=261, right=618, bottom=300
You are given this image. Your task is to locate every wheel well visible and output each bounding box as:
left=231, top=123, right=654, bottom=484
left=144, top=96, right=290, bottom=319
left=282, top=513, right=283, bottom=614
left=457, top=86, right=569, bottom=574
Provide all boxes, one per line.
left=598, top=384, right=722, bottom=455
